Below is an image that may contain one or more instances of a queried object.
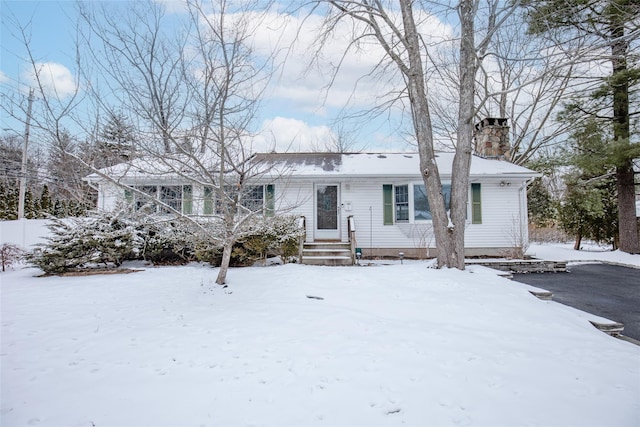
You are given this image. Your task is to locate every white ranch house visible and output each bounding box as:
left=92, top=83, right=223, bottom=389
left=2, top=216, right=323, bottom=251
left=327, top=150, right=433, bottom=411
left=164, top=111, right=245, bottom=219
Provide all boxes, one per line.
left=85, top=119, right=540, bottom=263
left=254, top=152, right=537, bottom=259
left=86, top=156, right=538, bottom=263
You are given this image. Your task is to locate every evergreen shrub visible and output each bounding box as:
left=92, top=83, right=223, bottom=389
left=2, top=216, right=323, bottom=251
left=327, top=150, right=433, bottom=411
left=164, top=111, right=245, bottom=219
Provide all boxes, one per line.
left=232, top=215, right=303, bottom=265
left=26, top=210, right=303, bottom=273
left=27, top=210, right=139, bottom=274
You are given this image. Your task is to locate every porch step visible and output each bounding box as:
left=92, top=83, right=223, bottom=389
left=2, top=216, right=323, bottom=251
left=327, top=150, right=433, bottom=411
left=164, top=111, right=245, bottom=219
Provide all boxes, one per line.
left=302, top=242, right=354, bottom=266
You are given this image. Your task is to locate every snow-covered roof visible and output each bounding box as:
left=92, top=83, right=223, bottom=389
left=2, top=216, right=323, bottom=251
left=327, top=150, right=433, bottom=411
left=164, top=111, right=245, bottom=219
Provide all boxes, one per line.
left=85, top=152, right=540, bottom=183
left=84, top=154, right=221, bottom=183
left=253, top=152, right=539, bottom=179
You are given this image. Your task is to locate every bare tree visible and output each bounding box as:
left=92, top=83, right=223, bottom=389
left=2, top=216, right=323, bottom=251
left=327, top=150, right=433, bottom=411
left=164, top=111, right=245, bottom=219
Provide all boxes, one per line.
left=185, top=0, right=274, bottom=284
left=80, top=0, right=275, bottom=284
left=309, top=121, right=364, bottom=153
left=79, top=0, right=189, bottom=154
left=475, top=9, right=576, bottom=164
left=317, top=0, right=522, bottom=268
left=419, top=3, right=576, bottom=165
left=0, top=12, right=94, bottom=207
left=3, top=0, right=282, bottom=284
left=47, top=129, right=92, bottom=203
left=0, top=133, right=33, bottom=188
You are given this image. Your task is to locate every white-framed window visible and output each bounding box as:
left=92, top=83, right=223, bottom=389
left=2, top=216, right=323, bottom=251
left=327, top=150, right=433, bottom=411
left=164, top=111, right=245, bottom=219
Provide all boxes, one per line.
left=384, top=182, right=458, bottom=224
left=395, top=185, right=409, bottom=222
left=413, top=183, right=451, bottom=221
left=134, top=185, right=157, bottom=213
left=160, top=186, right=182, bottom=213
left=125, top=185, right=192, bottom=215
left=202, top=184, right=275, bottom=216
left=203, top=186, right=215, bottom=216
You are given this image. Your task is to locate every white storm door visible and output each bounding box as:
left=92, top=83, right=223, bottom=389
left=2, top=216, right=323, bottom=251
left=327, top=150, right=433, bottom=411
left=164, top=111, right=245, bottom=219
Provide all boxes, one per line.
left=314, top=184, right=340, bottom=240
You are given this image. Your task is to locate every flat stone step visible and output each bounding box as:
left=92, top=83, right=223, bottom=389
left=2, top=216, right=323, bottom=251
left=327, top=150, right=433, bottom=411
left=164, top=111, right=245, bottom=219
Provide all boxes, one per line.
left=528, top=290, right=553, bottom=300
left=589, top=320, right=625, bottom=336
left=465, top=258, right=567, bottom=273
left=302, top=256, right=353, bottom=266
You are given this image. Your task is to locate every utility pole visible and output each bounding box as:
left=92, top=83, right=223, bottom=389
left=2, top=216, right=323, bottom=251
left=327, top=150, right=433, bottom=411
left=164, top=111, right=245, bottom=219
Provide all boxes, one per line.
left=18, top=88, right=34, bottom=220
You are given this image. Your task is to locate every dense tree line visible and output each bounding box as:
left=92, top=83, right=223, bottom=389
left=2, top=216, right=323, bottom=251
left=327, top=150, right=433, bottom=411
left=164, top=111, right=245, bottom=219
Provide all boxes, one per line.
left=523, top=0, right=640, bottom=253
left=0, top=111, right=136, bottom=220
left=0, top=183, right=90, bottom=220
left=528, top=118, right=638, bottom=250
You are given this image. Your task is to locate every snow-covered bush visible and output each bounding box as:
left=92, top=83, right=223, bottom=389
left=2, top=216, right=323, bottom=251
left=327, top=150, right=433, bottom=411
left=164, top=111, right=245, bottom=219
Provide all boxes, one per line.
left=192, top=215, right=302, bottom=266
left=234, top=215, right=303, bottom=265
left=135, top=216, right=202, bottom=264
left=27, top=210, right=139, bottom=274
left=26, top=210, right=302, bottom=273
left=262, top=214, right=304, bottom=262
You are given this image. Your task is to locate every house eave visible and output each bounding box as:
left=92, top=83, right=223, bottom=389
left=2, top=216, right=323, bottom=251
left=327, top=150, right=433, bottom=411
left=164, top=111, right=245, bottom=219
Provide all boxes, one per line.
left=256, top=171, right=540, bottom=182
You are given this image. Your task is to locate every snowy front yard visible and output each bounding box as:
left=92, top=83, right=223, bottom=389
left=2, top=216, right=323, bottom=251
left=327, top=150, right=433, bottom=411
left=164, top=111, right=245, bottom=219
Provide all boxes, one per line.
left=2, top=261, right=639, bottom=426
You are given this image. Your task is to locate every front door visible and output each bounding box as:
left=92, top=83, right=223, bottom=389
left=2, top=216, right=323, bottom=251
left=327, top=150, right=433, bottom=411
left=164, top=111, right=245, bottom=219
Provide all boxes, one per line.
left=314, top=184, right=340, bottom=240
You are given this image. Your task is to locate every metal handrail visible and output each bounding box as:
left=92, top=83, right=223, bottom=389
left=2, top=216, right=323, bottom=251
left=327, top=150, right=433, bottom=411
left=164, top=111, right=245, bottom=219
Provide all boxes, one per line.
left=297, top=216, right=306, bottom=263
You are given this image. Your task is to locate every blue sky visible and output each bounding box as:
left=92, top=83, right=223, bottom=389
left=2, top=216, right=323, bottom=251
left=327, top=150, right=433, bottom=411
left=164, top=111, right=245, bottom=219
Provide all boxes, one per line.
left=1, top=1, right=76, bottom=76
left=2, top=1, right=89, bottom=139
left=0, top=0, right=434, bottom=153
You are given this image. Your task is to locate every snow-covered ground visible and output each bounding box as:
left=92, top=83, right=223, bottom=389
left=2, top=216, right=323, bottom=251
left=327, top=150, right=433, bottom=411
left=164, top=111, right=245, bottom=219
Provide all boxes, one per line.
left=527, top=242, right=640, bottom=267
left=2, top=246, right=640, bottom=427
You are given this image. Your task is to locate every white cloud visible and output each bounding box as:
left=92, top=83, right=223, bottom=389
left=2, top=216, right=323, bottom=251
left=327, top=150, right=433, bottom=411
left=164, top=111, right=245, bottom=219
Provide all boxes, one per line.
left=23, top=62, right=78, bottom=99
left=253, top=116, right=335, bottom=153
left=154, top=0, right=189, bottom=14
left=251, top=11, right=389, bottom=110
left=0, top=70, right=8, bottom=84
left=221, top=7, right=454, bottom=116
left=195, top=5, right=456, bottom=152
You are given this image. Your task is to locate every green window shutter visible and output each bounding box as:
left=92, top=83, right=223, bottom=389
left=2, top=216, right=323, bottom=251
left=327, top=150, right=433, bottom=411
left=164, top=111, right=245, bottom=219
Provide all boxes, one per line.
left=471, top=183, right=482, bottom=224
left=124, top=188, right=133, bottom=205
left=183, top=185, right=193, bottom=215
left=265, top=184, right=275, bottom=217
left=383, top=184, right=393, bottom=225
left=203, top=186, right=213, bottom=215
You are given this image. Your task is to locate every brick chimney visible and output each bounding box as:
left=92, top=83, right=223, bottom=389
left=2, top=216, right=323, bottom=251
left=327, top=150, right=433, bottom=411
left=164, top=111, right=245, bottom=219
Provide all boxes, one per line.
left=473, top=117, right=510, bottom=160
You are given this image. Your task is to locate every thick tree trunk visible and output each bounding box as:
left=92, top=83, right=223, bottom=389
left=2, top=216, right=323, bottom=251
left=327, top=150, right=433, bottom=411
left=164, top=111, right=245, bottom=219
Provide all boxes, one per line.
left=574, top=233, right=582, bottom=251
left=616, top=162, right=639, bottom=253
left=399, top=0, right=455, bottom=269
left=610, top=9, right=640, bottom=254
left=449, top=0, right=476, bottom=270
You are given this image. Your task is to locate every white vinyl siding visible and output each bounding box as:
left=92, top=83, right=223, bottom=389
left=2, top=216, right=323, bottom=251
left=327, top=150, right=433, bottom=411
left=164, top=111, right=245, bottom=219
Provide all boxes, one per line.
left=464, top=181, right=522, bottom=248
left=310, top=178, right=523, bottom=250
left=100, top=176, right=528, bottom=252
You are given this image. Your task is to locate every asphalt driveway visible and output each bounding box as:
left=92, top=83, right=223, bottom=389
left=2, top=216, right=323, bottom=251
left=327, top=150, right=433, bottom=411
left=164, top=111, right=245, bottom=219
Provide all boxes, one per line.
left=512, top=263, right=640, bottom=341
